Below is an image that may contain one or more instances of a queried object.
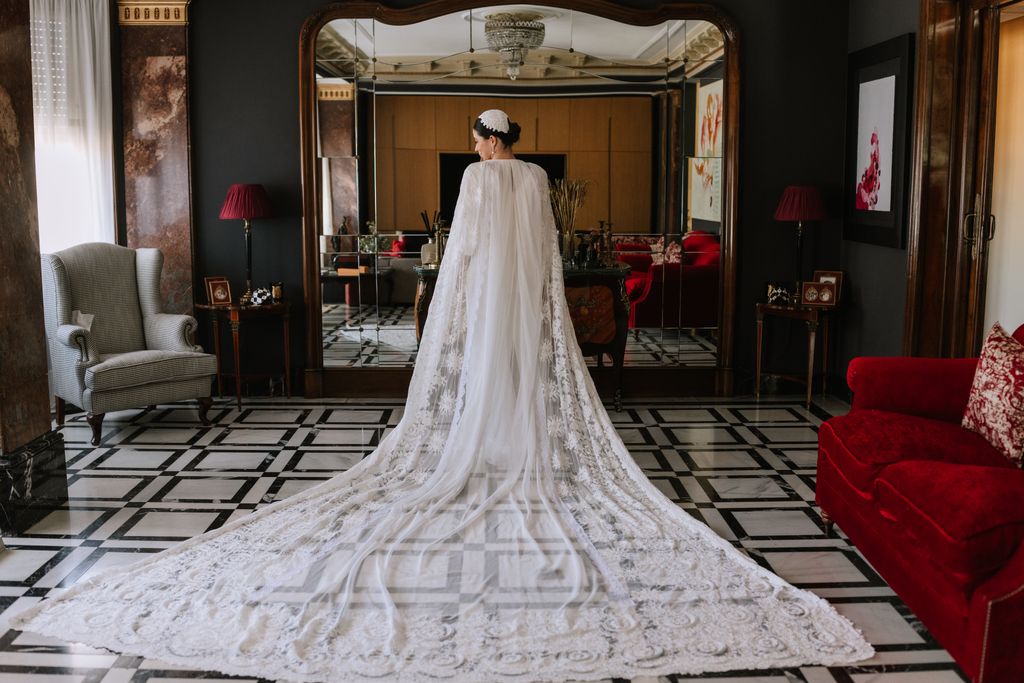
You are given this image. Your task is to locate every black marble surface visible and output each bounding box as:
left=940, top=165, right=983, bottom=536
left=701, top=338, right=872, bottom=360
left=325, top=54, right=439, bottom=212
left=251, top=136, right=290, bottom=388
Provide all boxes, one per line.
left=0, top=430, right=67, bottom=535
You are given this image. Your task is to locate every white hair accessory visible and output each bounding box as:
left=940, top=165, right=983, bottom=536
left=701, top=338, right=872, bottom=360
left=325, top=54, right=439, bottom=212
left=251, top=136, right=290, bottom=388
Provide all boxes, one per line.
left=478, top=109, right=510, bottom=134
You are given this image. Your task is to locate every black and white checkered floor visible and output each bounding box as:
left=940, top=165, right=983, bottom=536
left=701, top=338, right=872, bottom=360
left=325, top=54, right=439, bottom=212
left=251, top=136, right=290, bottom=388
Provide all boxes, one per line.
left=323, top=304, right=717, bottom=368
left=0, top=396, right=966, bottom=682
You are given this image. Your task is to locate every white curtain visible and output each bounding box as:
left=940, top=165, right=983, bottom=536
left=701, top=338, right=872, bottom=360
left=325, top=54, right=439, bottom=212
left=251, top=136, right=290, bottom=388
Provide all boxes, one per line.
left=29, top=0, right=115, bottom=254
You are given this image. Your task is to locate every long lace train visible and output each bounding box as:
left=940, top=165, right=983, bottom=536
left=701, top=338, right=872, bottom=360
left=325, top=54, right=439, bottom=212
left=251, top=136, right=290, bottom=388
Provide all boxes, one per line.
left=11, top=160, right=873, bottom=682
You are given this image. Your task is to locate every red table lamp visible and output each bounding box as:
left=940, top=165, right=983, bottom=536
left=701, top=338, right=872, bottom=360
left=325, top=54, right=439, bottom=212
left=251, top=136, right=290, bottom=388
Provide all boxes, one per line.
left=219, top=183, right=273, bottom=305
left=773, top=185, right=826, bottom=284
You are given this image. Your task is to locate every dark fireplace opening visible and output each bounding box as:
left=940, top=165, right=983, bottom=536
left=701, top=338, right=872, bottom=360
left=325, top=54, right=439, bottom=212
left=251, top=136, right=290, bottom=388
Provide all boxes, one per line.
left=439, top=153, right=567, bottom=224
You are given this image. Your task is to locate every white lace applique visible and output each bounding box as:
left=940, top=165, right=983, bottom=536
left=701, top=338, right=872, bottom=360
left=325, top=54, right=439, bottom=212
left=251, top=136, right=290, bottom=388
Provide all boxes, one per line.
left=11, top=160, right=873, bottom=682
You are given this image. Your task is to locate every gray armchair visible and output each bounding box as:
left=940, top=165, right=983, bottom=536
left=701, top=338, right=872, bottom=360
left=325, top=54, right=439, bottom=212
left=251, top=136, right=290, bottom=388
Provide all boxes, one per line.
left=41, top=243, right=217, bottom=445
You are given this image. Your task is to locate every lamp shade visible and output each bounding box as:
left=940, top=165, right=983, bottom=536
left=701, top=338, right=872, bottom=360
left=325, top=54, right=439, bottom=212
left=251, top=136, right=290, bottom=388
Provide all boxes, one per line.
left=773, top=185, right=826, bottom=222
left=218, top=183, right=273, bottom=220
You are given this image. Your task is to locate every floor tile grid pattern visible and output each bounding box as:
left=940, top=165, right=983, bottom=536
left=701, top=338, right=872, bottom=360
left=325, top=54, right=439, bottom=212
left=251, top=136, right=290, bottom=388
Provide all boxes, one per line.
left=323, top=304, right=717, bottom=367
left=0, top=396, right=966, bottom=682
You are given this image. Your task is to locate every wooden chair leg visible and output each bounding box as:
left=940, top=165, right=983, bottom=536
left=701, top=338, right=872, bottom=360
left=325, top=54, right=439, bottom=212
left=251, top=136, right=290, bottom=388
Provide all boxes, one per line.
left=55, top=397, right=65, bottom=426
left=821, top=508, right=835, bottom=535
left=86, top=412, right=104, bottom=446
left=198, top=396, right=213, bottom=426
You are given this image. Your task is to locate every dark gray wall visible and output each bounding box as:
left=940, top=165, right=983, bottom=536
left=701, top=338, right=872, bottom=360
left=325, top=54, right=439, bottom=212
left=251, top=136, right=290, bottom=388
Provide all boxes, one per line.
left=838, top=0, right=919, bottom=387
left=188, top=0, right=855, bottom=388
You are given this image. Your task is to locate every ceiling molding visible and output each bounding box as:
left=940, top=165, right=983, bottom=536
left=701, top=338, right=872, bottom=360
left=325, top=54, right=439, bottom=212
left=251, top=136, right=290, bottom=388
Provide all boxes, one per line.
left=117, top=1, right=189, bottom=26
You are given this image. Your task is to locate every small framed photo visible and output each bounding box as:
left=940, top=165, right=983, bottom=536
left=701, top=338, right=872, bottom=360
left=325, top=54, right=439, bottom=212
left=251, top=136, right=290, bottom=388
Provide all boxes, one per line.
left=801, top=281, right=838, bottom=308
left=813, top=270, right=844, bottom=302
left=204, top=276, right=232, bottom=306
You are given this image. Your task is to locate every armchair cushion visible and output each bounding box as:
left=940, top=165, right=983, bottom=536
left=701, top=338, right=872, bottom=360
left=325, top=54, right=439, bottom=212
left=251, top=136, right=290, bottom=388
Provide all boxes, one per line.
left=818, top=409, right=1014, bottom=493
left=144, top=313, right=201, bottom=353
left=962, top=323, right=1024, bottom=464
left=85, top=350, right=217, bottom=392
left=876, top=461, right=1024, bottom=582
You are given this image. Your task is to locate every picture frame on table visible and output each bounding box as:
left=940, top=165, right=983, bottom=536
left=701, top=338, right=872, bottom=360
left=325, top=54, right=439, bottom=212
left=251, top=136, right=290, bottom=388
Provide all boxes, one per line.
left=813, top=269, right=844, bottom=303
left=204, top=276, right=232, bottom=306
left=843, top=33, right=914, bottom=248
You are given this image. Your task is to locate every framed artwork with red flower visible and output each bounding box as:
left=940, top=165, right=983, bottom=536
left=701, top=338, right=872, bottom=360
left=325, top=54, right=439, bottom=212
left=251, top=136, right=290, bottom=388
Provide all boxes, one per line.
left=844, top=33, right=914, bottom=248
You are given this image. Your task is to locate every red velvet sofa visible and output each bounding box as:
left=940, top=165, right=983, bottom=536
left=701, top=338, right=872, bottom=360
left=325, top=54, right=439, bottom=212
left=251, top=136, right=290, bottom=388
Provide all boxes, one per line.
left=816, top=323, right=1024, bottom=683
left=614, top=231, right=720, bottom=329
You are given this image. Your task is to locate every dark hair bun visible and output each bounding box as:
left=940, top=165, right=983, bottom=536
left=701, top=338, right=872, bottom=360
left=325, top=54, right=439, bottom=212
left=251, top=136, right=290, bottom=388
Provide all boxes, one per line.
left=506, top=121, right=521, bottom=145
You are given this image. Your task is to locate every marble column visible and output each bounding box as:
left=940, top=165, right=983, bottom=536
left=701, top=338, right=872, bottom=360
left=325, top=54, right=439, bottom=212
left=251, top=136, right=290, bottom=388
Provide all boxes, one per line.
left=0, top=0, right=68, bottom=534
left=119, top=1, right=194, bottom=314
left=318, top=83, right=360, bottom=234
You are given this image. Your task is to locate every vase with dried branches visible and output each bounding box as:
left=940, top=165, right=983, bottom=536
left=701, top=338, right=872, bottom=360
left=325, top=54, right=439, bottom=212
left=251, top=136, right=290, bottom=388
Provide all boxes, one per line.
left=549, top=178, right=588, bottom=264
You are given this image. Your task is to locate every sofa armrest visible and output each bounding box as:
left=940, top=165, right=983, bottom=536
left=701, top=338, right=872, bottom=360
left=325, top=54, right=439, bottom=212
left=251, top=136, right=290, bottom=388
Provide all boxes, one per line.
left=55, top=324, right=99, bottom=364
left=848, top=356, right=979, bottom=423
left=966, top=545, right=1024, bottom=682
left=144, top=313, right=202, bottom=353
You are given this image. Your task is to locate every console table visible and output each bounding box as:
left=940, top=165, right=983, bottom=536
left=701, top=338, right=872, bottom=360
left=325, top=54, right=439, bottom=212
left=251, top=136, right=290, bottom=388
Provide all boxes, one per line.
left=414, top=262, right=631, bottom=408
left=196, top=302, right=291, bottom=408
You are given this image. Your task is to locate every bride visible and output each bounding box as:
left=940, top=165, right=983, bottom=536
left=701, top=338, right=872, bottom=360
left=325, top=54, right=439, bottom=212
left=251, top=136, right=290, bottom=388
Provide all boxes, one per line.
left=12, top=109, right=872, bottom=682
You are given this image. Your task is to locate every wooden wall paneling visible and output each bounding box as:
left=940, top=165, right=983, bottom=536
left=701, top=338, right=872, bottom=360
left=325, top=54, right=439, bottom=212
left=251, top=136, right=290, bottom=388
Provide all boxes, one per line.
left=435, top=95, right=471, bottom=150
left=610, top=97, right=652, bottom=151
left=393, top=95, right=436, bottom=149
left=500, top=98, right=538, bottom=151
left=537, top=98, right=570, bottom=151
left=373, top=97, right=395, bottom=230
left=571, top=151, right=610, bottom=230
left=393, top=148, right=439, bottom=230
left=569, top=97, right=611, bottom=151
left=610, top=151, right=652, bottom=231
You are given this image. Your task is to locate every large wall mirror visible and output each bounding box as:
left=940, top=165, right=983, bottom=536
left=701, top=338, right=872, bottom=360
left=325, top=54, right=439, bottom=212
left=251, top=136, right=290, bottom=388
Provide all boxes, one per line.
left=300, top=1, right=738, bottom=398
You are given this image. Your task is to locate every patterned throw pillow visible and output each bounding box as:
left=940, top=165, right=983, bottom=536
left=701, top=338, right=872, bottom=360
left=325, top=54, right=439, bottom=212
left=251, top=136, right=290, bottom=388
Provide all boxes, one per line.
left=962, top=323, right=1024, bottom=465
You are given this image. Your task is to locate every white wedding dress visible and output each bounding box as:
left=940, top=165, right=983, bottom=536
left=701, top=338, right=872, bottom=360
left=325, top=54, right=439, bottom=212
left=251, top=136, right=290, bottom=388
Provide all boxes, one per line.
left=12, top=160, right=873, bottom=682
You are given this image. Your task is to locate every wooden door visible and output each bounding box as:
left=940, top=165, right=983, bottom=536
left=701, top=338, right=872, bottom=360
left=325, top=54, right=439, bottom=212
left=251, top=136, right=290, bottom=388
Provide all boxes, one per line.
left=955, top=1, right=1001, bottom=354
left=904, top=0, right=1002, bottom=357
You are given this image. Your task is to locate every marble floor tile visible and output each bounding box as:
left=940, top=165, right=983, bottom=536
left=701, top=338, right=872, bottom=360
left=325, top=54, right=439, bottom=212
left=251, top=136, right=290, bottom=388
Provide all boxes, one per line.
left=124, top=512, right=220, bottom=538
left=26, top=510, right=105, bottom=536
left=0, top=549, right=58, bottom=582
left=689, top=450, right=757, bottom=469
left=96, top=449, right=178, bottom=469
left=161, top=478, right=246, bottom=502
left=708, top=476, right=788, bottom=499
left=756, top=426, right=820, bottom=443
left=764, top=550, right=870, bottom=584
left=732, top=509, right=821, bottom=536
left=67, top=477, right=143, bottom=499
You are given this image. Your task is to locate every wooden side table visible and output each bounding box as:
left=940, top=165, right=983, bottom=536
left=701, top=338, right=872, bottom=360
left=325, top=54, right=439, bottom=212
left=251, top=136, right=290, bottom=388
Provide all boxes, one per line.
left=755, top=302, right=830, bottom=408
left=196, top=303, right=291, bottom=408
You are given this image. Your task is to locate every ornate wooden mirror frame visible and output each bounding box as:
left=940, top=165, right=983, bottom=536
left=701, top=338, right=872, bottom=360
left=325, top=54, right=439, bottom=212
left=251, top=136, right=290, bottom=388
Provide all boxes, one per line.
left=298, top=0, right=740, bottom=398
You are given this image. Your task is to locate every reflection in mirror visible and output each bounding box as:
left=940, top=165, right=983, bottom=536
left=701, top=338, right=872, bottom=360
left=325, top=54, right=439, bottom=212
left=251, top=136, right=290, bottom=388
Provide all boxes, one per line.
left=313, top=7, right=726, bottom=372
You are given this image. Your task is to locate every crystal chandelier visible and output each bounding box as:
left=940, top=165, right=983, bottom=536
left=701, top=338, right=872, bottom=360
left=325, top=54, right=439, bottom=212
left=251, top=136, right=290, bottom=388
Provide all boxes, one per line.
left=484, top=12, right=545, bottom=80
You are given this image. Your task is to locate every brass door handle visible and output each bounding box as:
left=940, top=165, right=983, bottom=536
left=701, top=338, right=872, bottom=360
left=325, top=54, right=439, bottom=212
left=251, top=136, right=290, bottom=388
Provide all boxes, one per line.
left=962, top=212, right=979, bottom=245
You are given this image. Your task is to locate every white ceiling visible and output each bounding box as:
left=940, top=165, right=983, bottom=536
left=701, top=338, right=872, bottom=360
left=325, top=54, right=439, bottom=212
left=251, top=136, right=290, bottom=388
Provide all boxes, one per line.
left=326, top=6, right=712, bottom=64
